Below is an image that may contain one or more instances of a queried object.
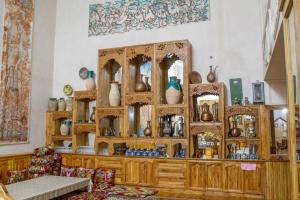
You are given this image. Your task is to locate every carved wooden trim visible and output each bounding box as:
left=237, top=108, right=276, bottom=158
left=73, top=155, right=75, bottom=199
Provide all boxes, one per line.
left=190, top=124, right=222, bottom=135
left=125, top=93, right=153, bottom=105
left=99, top=48, right=125, bottom=68
left=155, top=41, right=188, bottom=64
left=189, top=83, right=222, bottom=96
left=225, top=106, right=259, bottom=118
left=126, top=45, right=153, bottom=61
left=97, top=108, right=124, bottom=118
left=157, top=107, right=185, bottom=117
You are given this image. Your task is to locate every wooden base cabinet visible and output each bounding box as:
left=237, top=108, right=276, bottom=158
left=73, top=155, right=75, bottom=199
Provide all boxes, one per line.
left=60, top=154, right=289, bottom=199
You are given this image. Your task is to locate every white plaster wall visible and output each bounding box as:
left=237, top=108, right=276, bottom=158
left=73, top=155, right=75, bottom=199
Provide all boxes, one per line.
left=0, top=0, right=57, bottom=155
left=52, top=0, right=266, bottom=105
left=0, top=0, right=4, bottom=67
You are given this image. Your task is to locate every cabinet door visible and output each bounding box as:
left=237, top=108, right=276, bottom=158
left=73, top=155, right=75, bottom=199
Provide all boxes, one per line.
left=96, top=157, right=123, bottom=184
left=124, top=159, right=153, bottom=186
left=206, top=163, right=223, bottom=191
left=188, top=162, right=206, bottom=190
left=154, top=161, right=186, bottom=189
left=224, top=163, right=243, bottom=193
left=61, top=154, right=73, bottom=166
left=243, top=163, right=263, bottom=194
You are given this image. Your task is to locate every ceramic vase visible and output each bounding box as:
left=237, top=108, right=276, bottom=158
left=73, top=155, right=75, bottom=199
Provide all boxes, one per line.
left=207, top=66, right=217, bottom=83
left=66, top=97, right=73, bottom=111
left=58, top=98, right=66, bottom=111
left=48, top=98, right=58, bottom=111
left=145, top=76, right=151, bottom=91
left=85, top=71, right=96, bottom=90
left=144, top=121, right=152, bottom=137
left=88, top=133, right=96, bottom=147
left=60, top=120, right=70, bottom=136
left=109, top=81, right=121, bottom=106
left=90, top=107, right=96, bottom=122
left=166, top=76, right=182, bottom=104
left=135, top=74, right=147, bottom=92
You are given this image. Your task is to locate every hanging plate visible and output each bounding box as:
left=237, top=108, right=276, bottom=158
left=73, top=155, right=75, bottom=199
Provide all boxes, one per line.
left=63, top=84, right=73, bottom=96
left=79, top=67, right=89, bottom=80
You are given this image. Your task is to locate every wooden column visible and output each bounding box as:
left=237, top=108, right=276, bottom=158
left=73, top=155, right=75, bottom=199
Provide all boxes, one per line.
left=283, top=7, right=298, bottom=199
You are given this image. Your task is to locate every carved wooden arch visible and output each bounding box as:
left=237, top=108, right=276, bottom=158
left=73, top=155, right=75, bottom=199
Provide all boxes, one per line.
left=126, top=45, right=154, bottom=62
left=157, top=107, right=185, bottom=117
left=155, top=41, right=188, bottom=64
left=99, top=48, right=125, bottom=68
left=125, top=94, right=153, bottom=105
left=97, top=108, right=124, bottom=119
left=190, top=124, right=223, bottom=136
left=189, top=83, right=223, bottom=97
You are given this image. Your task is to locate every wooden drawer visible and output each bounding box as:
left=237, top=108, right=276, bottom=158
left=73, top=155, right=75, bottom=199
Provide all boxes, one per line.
left=154, top=161, right=186, bottom=189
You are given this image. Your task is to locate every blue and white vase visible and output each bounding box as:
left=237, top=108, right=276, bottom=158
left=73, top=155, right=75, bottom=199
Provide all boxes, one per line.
left=166, top=76, right=182, bottom=104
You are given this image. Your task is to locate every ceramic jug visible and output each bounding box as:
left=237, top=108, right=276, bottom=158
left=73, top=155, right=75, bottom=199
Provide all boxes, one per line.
left=109, top=81, right=121, bottom=106
left=200, top=103, right=213, bottom=122
left=162, top=120, right=172, bottom=137
left=58, top=98, right=66, bottom=111
left=230, top=118, right=241, bottom=137
left=207, top=66, right=217, bottom=83
left=135, top=74, right=147, bottom=92
left=166, top=76, right=182, bottom=104
left=60, top=120, right=71, bottom=136
left=85, top=71, right=96, bottom=90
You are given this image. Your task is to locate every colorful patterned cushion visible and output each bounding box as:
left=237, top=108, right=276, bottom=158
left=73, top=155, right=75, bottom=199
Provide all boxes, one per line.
left=28, top=165, right=52, bottom=174
left=66, top=191, right=107, bottom=200
left=92, top=168, right=115, bottom=192
left=60, top=166, right=77, bottom=177
left=31, top=155, right=54, bottom=165
left=33, top=146, right=54, bottom=157
left=76, top=167, right=95, bottom=179
left=7, top=169, right=26, bottom=184
left=107, top=185, right=157, bottom=198
left=28, top=172, right=49, bottom=179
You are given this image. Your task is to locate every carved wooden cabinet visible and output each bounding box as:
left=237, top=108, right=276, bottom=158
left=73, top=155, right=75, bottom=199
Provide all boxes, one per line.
left=224, top=162, right=243, bottom=192
left=124, top=158, right=153, bottom=186
left=95, top=157, right=124, bottom=184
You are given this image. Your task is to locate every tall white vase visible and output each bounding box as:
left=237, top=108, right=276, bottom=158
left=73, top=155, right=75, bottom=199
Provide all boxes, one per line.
left=85, top=71, right=96, bottom=90
left=88, top=133, right=96, bottom=147
left=109, top=82, right=121, bottom=106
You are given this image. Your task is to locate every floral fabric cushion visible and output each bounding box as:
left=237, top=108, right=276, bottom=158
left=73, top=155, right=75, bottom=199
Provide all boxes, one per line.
left=28, top=172, right=49, bottom=179
left=28, top=165, right=52, bottom=174
left=107, top=185, right=157, bottom=198
left=60, top=166, right=77, bottom=177
left=92, top=168, right=115, bottom=192
left=31, top=155, right=54, bottom=165
left=33, top=146, right=54, bottom=157
left=76, top=167, right=95, bottom=179
left=66, top=191, right=107, bottom=200
left=7, top=169, right=26, bottom=184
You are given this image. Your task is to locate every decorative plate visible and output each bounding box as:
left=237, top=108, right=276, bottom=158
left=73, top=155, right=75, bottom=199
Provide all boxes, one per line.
left=189, top=71, right=202, bottom=84
left=63, top=84, right=73, bottom=96
left=79, top=67, right=88, bottom=80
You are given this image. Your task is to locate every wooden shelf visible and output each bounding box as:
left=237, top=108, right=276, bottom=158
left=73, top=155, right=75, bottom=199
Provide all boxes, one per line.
left=74, top=90, right=97, bottom=100
left=190, top=122, right=223, bottom=126
left=52, top=135, right=72, bottom=141
left=225, top=138, right=261, bottom=142
left=47, top=111, right=72, bottom=120
left=125, top=92, right=154, bottom=105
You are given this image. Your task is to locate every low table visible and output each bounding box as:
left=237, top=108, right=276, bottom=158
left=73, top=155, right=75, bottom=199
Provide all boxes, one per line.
left=6, top=176, right=90, bottom=200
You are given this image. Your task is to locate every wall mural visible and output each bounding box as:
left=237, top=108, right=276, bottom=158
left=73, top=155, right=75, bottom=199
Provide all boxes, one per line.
left=0, top=0, right=34, bottom=145
left=89, top=0, right=210, bottom=36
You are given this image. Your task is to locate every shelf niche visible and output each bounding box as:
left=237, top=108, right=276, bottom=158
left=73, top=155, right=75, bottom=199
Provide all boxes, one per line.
left=99, top=59, right=122, bottom=107
left=128, top=54, right=152, bottom=94
left=99, top=116, right=122, bottom=137
left=192, top=132, right=221, bottom=159
left=127, top=103, right=153, bottom=138
left=192, top=93, right=220, bottom=123
left=158, top=114, right=185, bottom=138
left=158, top=53, right=184, bottom=105
left=97, top=142, right=109, bottom=156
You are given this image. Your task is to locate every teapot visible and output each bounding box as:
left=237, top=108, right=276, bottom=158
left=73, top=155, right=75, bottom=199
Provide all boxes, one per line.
left=200, top=103, right=213, bottom=122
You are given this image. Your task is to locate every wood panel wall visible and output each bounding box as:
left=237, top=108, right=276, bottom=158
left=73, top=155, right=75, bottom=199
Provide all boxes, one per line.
left=0, top=153, right=31, bottom=184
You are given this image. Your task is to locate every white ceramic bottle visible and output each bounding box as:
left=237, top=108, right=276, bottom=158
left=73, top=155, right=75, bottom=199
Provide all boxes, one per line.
left=109, top=81, right=121, bottom=106
left=85, top=71, right=96, bottom=90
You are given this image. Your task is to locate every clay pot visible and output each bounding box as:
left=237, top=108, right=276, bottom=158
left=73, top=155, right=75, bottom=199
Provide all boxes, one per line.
left=48, top=98, right=58, bottom=111
left=109, top=81, right=121, bottom=106
left=207, top=66, right=217, bottom=83
left=85, top=71, right=96, bottom=90
left=66, top=97, right=73, bottom=111
left=135, top=74, right=147, bottom=92
left=58, top=98, right=66, bottom=111
left=166, top=76, right=182, bottom=104
left=144, top=121, right=152, bottom=137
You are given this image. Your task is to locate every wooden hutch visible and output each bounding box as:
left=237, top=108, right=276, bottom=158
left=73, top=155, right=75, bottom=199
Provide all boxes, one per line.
left=46, top=40, right=289, bottom=199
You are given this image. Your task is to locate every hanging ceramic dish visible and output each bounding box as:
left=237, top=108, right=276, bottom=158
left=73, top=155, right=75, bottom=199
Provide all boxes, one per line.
left=63, top=84, right=73, bottom=96
left=79, top=67, right=89, bottom=80
left=189, top=71, right=202, bottom=84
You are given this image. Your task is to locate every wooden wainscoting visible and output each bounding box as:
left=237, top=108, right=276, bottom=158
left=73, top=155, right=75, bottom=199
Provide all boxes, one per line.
left=60, top=153, right=290, bottom=199
left=0, top=153, right=31, bottom=184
